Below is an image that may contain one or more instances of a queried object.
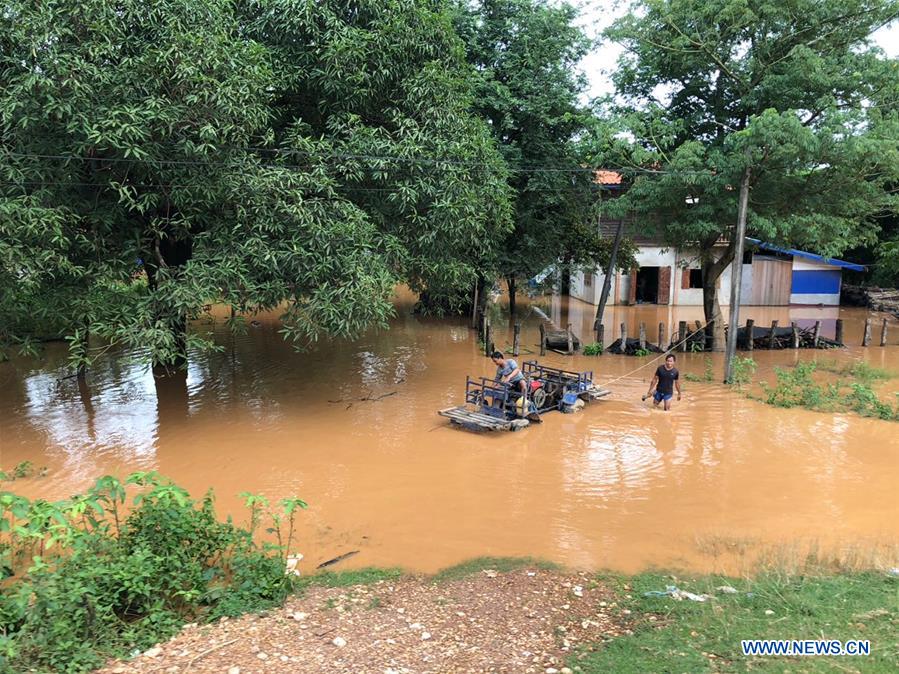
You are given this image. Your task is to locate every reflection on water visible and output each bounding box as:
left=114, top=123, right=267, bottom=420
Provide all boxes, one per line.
left=1, top=292, right=897, bottom=574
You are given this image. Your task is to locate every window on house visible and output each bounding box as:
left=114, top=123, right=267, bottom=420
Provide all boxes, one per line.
left=584, top=273, right=593, bottom=287
left=688, top=269, right=703, bottom=288
left=742, top=250, right=753, bottom=264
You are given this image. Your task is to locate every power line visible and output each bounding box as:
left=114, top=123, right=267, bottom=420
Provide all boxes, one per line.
left=1, top=150, right=709, bottom=177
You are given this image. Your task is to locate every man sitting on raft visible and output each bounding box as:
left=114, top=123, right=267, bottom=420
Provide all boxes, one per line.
left=491, top=350, right=527, bottom=395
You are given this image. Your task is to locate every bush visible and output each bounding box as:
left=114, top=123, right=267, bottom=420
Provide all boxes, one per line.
left=0, top=473, right=305, bottom=673
left=759, top=361, right=897, bottom=420
left=582, top=342, right=604, bottom=356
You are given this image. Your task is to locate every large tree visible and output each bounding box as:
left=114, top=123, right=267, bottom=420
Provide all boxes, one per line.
left=0, top=0, right=511, bottom=368
left=600, top=0, right=899, bottom=349
left=452, top=0, right=617, bottom=314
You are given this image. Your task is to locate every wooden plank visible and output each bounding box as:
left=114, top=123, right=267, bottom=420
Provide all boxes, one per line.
left=439, top=407, right=511, bottom=427
left=440, top=409, right=505, bottom=425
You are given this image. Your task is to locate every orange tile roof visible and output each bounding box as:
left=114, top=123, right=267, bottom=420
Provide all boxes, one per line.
left=594, top=170, right=622, bottom=185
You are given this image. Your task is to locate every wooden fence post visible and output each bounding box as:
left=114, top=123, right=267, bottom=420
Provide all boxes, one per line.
left=638, top=322, right=646, bottom=350
left=813, top=320, right=821, bottom=348
left=658, top=322, right=665, bottom=350
left=566, top=323, right=574, bottom=354
left=513, top=321, right=521, bottom=357
left=835, top=319, right=844, bottom=345
left=791, top=322, right=799, bottom=349
left=746, top=319, right=754, bottom=352
left=485, top=319, right=492, bottom=357
left=862, top=318, right=872, bottom=346
left=620, top=322, right=628, bottom=354
left=479, top=310, right=486, bottom=341
left=768, top=320, right=778, bottom=349
left=539, top=324, right=546, bottom=356
left=880, top=318, right=888, bottom=347
left=678, top=321, right=688, bottom=352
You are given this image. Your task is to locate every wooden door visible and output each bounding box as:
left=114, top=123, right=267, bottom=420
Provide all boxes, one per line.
left=657, top=266, right=671, bottom=305
left=750, top=258, right=792, bottom=305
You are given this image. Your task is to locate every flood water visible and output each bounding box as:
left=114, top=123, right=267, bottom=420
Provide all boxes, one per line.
left=1, top=292, right=898, bottom=575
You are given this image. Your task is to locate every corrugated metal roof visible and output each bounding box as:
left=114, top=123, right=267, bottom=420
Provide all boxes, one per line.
left=594, top=170, right=622, bottom=185
left=746, top=238, right=866, bottom=272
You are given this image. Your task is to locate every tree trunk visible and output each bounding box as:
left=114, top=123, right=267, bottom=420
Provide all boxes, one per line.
left=145, top=229, right=192, bottom=372
left=507, top=276, right=517, bottom=316
left=701, top=261, right=727, bottom=351
left=560, top=255, right=572, bottom=295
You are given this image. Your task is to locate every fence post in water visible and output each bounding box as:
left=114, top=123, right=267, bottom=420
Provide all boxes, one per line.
left=746, top=319, right=754, bottom=352
left=638, top=322, right=646, bottom=350
left=566, top=323, right=574, bottom=354
left=596, top=324, right=604, bottom=352
left=658, top=322, right=665, bottom=350
left=678, top=321, right=688, bottom=352
left=513, top=321, right=521, bottom=357
left=484, top=319, right=492, bottom=357
left=478, top=310, right=486, bottom=341
left=791, top=322, right=799, bottom=349
left=768, top=320, right=778, bottom=349
left=880, top=318, right=888, bottom=346
left=813, top=320, right=821, bottom=348
left=705, top=320, right=714, bottom=351
left=862, top=318, right=872, bottom=346
left=835, top=319, right=844, bottom=345
left=539, top=323, right=546, bottom=356
left=620, top=322, right=628, bottom=354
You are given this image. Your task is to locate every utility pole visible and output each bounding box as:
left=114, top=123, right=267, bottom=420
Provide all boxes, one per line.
left=724, top=163, right=751, bottom=383
left=594, top=218, right=625, bottom=339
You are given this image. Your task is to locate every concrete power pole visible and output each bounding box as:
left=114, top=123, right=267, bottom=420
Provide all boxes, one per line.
left=724, top=164, right=751, bottom=383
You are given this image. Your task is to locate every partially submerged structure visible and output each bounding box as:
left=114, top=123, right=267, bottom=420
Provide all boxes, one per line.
left=570, top=172, right=866, bottom=308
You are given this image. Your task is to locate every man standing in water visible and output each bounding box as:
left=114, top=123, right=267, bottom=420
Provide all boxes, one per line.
left=491, top=350, right=527, bottom=395
left=645, top=353, right=682, bottom=411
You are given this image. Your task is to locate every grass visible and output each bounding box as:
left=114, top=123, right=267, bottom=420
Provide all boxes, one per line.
left=296, top=566, right=404, bottom=590
left=431, top=556, right=560, bottom=583
left=572, top=571, right=898, bottom=673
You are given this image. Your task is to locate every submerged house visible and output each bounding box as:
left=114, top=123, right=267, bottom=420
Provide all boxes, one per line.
left=570, top=173, right=865, bottom=308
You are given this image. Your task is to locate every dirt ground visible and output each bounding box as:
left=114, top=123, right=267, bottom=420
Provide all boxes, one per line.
left=96, top=568, right=630, bottom=674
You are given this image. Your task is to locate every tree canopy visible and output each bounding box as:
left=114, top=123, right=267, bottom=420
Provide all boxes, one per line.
left=597, top=0, right=899, bottom=347
left=452, top=0, right=628, bottom=311
left=0, top=0, right=511, bottom=366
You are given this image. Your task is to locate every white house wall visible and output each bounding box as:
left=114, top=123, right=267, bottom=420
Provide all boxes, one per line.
left=568, top=245, right=845, bottom=307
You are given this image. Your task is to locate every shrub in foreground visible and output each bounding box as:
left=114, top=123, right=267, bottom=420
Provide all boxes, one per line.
left=0, top=473, right=305, bottom=673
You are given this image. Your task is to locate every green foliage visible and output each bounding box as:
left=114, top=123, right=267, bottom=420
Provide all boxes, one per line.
left=582, top=342, right=604, bottom=356
left=575, top=571, right=898, bottom=673
left=685, top=357, right=714, bottom=382
left=594, top=0, right=899, bottom=345
left=1, top=0, right=512, bottom=366
left=452, top=0, right=634, bottom=292
left=729, top=356, right=757, bottom=390
left=0, top=473, right=305, bottom=672
left=760, top=361, right=898, bottom=420
left=12, top=462, right=33, bottom=480
left=633, top=347, right=652, bottom=357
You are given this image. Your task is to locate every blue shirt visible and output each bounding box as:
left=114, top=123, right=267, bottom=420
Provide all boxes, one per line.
left=496, top=359, right=523, bottom=384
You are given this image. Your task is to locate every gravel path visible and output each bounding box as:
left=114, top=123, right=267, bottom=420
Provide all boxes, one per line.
left=97, top=568, right=630, bottom=674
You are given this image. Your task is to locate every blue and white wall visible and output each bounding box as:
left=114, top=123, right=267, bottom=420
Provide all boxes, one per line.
left=789, top=258, right=842, bottom=306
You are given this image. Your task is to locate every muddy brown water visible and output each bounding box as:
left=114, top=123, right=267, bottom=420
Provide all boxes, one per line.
left=1, top=292, right=897, bottom=575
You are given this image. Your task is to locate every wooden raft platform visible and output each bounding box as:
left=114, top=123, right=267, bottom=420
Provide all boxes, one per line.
left=437, top=406, right=519, bottom=432
left=582, top=386, right=612, bottom=401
